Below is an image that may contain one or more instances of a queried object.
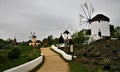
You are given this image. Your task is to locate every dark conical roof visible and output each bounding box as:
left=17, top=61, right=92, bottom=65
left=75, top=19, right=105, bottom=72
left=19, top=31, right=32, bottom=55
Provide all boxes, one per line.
left=32, top=35, right=36, bottom=38
left=63, top=30, right=70, bottom=34
left=91, top=14, right=110, bottom=22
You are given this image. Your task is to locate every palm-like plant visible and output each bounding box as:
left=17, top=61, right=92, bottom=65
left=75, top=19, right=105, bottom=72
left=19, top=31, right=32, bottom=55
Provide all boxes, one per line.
left=103, top=57, right=111, bottom=70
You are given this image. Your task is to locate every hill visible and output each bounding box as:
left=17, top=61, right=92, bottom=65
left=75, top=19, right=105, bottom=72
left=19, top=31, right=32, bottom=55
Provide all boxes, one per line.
left=74, top=39, right=120, bottom=72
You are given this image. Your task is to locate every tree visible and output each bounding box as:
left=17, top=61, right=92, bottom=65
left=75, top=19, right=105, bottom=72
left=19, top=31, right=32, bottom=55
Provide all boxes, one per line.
left=114, top=26, right=120, bottom=39
left=59, top=34, right=64, bottom=43
left=47, top=35, right=53, bottom=45
left=72, top=30, right=89, bottom=46
left=53, top=38, right=59, bottom=44
left=110, top=25, right=115, bottom=37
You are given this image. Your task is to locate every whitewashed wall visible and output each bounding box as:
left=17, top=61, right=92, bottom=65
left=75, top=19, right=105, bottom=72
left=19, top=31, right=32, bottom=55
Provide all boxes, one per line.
left=4, top=55, right=43, bottom=72
left=91, top=21, right=110, bottom=40
left=51, top=45, right=72, bottom=60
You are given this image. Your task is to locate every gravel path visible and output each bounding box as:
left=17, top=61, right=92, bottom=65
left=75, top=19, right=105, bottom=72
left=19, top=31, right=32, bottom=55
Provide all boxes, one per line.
left=37, top=47, right=69, bottom=72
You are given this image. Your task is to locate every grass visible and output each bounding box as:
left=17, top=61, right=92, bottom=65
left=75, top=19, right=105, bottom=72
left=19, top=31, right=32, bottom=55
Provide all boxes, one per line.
left=70, top=39, right=120, bottom=72
left=69, top=61, right=89, bottom=72
left=0, top=45, right=41, bottom=72
left=68, top=61, right=105, bottom=72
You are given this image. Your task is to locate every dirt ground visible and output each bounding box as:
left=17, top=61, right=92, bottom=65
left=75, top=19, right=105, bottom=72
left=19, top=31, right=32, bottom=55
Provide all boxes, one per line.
left=37, top=47, right=69, bottom=72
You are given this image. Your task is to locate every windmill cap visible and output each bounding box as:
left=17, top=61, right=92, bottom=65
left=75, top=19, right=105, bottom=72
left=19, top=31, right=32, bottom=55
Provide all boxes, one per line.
left=63, top=30, right=70, bottom=34
left=91, top=14, right=110, bottom=22
left=32, top=35, right=36, bottom=38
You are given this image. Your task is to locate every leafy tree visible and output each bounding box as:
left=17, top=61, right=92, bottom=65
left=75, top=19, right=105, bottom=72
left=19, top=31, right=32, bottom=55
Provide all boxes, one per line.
left=59, top=34, right=64, bottom=43
left=47, top=35, right=53, bottom=45
left=0, top=39, right=10, bottom=49
left=72, top=30, right=89, bottom=46
left=53, top=38, right=59, bottom=44
left=110, top=25, right=115, bottom=37
left=114, top=26, right=120, bottom=39
left=42, top=35, right=59, bottom=47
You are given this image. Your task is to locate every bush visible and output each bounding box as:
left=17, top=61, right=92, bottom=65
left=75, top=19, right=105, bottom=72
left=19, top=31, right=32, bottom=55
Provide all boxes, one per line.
left=7, top=48, right=21, bottom=59
left=3, top=45, right=12, bottom=49
left=0, top=55, right=6, bottom=63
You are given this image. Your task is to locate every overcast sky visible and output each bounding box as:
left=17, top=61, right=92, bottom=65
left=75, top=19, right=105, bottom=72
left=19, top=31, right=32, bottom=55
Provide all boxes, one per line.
left=0, top=0, right=120, bottom=41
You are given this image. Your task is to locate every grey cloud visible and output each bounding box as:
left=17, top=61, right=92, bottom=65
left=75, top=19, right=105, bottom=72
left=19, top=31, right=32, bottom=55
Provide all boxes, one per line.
left=0, top=0, right=120, bottom=41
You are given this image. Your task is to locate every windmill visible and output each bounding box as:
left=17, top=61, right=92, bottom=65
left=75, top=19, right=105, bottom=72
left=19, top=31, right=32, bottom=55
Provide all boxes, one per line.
left=58, top=24, right=72, bottom=40
left=29, top=32, right=36, bottom=39
left=79, top=1, right=95, bottom=30
left=29, top=32, right=41, bottom=47
left=29, top=32, right=37, bottom=43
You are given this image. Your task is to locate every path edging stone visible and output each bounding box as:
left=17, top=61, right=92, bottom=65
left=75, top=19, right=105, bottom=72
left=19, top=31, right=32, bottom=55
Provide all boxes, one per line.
left=4, top=53, right=43, bottom=72
left=51, top=45, right=72, bottom=60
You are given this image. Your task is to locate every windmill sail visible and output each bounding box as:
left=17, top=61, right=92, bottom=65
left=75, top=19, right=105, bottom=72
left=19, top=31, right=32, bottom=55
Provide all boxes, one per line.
left=79, top=13, right=84, bottom=23
left=79, top=1, right=95, bottom=29
left=91, top=3, right=95, bottom=14
left=84, top=2, right=88, bottom=10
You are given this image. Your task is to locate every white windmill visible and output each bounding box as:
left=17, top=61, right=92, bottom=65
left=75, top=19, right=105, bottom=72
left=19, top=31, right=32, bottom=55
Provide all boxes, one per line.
left=58, top=24, right=72, bottom=41
left=79, top=1, right=110, bottom=41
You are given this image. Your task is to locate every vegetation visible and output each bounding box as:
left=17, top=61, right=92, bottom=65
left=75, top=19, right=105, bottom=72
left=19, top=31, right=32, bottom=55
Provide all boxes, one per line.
left=42, top=35, right=59, bottom=47
left=7, top=48, right=21, bottom=59
left=103, top=57, right=111, bottom=70
left=73, top=39, right=120, bottom=72
left=69, top=61, right=103, bottom=72
left=69, top=61, right=88, bottom=72
left=72, top=29, right=89, bottom=46
left=0, top=39, right=41, bottom=72
left=110, top=26, right=120, bottom=39
left=68, top=26, right=120, bottom=72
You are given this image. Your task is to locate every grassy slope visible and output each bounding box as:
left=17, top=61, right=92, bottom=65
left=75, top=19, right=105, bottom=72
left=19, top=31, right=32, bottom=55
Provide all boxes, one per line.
left=0, top=46, right=41, bottom=72
left=69, top=39, right=120, bottom=72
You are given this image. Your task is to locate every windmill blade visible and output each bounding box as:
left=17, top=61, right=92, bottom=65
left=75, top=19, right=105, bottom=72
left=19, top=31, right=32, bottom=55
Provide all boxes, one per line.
left=79, top=13, right=87, bottom=19
left=85, top=22, right=91, bottom=29
left=31, top=32, right=32, bottom=35
left=87, top=23, right=91, bottom=29
left=59, top=24, right=66, bottom=30
left=66, top=24, right=71, bottom=30
left=89, top=3, right=95, bottom=18
left=33, top=32, right=35, bottom=35
left=90, top=3, right=95, bottom=14
left=79, top=21, right=87, bottom=27
left=84, top=1, right=91, bottom=19
left=84, top=1, right=88, bottom=10
left=79, top=13, right=88, bottom=23
left=79, top=23, right=86, bottom=26
left=58, top=27, right=64, bottom=31
left=29, top=36, right=32, bottom=38
left=81, top=5, right=89, bottom=19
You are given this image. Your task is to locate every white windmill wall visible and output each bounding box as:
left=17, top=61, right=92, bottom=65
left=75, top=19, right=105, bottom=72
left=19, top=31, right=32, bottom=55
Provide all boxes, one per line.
left=91, top=21, right=110, bottom=40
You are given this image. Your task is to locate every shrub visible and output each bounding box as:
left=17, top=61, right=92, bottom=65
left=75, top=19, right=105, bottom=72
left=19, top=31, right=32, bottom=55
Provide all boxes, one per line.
left=0, top=55, right=6, bottom=63
left=7, top=48, right=21, bottom=59
left=3, top=45, right=12, bottom=49
left=103, top=57, right=111, bottom=70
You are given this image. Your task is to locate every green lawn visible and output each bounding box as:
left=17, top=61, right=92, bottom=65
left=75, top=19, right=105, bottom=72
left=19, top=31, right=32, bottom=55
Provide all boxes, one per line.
left=0, top=45, right=41, bottom=72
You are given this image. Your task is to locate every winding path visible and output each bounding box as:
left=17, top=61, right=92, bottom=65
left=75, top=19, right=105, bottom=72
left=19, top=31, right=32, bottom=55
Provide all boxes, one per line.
left=37, top=47, right=69, bottom=72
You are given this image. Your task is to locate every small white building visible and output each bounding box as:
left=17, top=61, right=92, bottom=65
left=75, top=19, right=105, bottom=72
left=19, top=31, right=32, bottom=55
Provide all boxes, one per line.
left=91, top=14, right=110, bottom=40
left=29, top=35, right=40, bottom=47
